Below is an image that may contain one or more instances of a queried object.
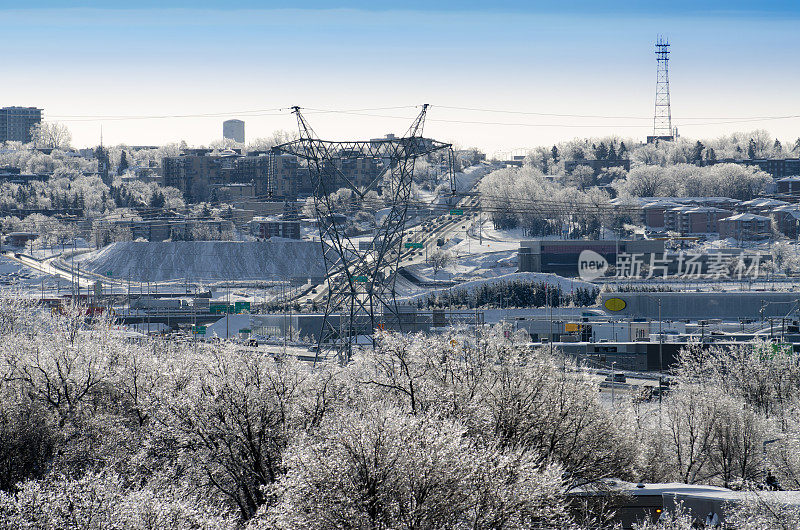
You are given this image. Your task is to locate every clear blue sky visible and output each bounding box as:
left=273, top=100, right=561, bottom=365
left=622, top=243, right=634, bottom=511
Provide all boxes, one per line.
left=2, top=1, right=798, bottom=153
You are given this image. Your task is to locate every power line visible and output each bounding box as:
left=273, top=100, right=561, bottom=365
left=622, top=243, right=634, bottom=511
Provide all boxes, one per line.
left=44, top=104, right=800, bottom=128
left=314, top=109, right=800, bottom=129
left=47, top=106, right=419, bottom=123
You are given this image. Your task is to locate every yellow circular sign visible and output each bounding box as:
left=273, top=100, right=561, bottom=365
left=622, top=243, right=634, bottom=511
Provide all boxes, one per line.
left=604, top=297, right=627, bottom=312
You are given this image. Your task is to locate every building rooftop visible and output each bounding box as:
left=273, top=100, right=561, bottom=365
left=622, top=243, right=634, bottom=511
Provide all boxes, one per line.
left=720, top=213, right=771, bottom=222
left=740, top=198, right=790, bottom=208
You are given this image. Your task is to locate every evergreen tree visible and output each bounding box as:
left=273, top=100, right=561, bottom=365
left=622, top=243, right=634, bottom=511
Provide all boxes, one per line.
left=551, top=145, right=560, bottom=163
left=691, top=141, right=705, bottom=163
left=596, top=142, right=608, bottom=160
left=706, top=147, right=717, bottom=162
left=607, top=144, right=617, bottom=161
left=794, top=138, right=800, bottom=153
left=618, top=141, right=627, bottom=159
left=774, top=139, right=783, bottom=155
left=118, top=151, right=129, bottom=174
left=149, top=190, right=165, bottom=208
left=15, top=186, right=28, bottom=206
left=747, top=138, right=757, bottom=159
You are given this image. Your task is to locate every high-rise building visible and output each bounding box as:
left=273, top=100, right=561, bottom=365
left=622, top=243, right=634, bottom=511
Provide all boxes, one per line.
left=0, top=107, right=42, bottom=143
left=223, top=119, right=245, bottom=143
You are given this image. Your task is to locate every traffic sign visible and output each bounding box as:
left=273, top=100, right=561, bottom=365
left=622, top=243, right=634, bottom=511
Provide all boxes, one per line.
left=105, top=270, right=113, bottom=277
left=404, top=242, right=423, bottom=249
left=354, top=275, right=369, bottom=283
left=450, top=209, right=463, bottom=215
left=193, top=325, right=206, bottom=335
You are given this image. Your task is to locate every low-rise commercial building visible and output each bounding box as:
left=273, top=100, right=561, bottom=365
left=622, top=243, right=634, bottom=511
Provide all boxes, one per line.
left=250, top=217, right=301, bottom=240
left=518, top=239, right=665, bottom=276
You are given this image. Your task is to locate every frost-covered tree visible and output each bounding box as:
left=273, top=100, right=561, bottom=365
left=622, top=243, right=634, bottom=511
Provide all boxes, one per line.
left=255, top=404, right=569, bottom=529
left=30, top=122, right=72, bottom=150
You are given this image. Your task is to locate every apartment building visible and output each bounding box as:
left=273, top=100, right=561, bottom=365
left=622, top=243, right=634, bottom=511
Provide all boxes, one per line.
left=718, top=213, right=772, bottom=240
left=663, top=206, right=732, bottom=235
left=0, top=107, right=42, bottom=143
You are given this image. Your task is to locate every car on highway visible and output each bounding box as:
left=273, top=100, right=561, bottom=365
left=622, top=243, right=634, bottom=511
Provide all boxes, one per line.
left=605, top=373, right=627, bottom=384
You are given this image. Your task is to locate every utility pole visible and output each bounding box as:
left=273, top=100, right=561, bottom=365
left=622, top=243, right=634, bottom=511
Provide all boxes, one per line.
left=193, top=295, right=197, bottom=356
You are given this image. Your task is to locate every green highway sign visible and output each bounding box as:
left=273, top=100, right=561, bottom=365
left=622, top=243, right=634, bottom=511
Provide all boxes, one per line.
left=234, top=301, right=251, bottom=313
left=404, top=242, right=424, bottom=249
left=105, top=271, right=113, bottom=277
left=450, top=209, right=463, bottom=215
left=354, top=275, right=369, bottom=283
left=193, top=325, right=206, bottom=335
left=239, top=328, right=251, bottom=334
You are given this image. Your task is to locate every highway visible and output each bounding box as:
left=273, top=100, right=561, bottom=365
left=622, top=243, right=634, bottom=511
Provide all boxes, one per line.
left=300, top=191, right=483, bottom=306
left=3, top=251, right=95, bottom=288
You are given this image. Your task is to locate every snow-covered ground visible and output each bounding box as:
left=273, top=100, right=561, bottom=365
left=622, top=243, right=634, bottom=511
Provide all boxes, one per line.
left=393, top=215, right=599, bottom=301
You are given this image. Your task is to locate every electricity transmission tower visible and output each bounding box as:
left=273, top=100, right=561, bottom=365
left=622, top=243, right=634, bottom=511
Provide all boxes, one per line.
left=648, top=36, right=676, bottom=143
left=274, top=105, right=455, bottom=363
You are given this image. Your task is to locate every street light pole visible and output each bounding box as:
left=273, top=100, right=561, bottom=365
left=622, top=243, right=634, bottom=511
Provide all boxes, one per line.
left=611, top=361, right=616, bottom=410
left=659, top=298, right=663, bottom=371
left=548, top=286, right=553, bottom=357
left=659, top=297, right=664, bottom=408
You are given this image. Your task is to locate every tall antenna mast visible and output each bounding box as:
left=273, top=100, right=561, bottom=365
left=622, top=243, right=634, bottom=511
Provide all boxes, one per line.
left=649, top=36, right=675, bottom=143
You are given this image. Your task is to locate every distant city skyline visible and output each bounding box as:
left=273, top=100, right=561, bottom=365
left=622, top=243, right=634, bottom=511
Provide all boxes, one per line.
left=2, top=2, right=798, bottom=154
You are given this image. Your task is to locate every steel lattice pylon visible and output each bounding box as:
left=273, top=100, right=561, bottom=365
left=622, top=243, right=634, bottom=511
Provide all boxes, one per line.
left=275, top=105, right=454, bottom=363
left=653, top=35, right=673, bottom=138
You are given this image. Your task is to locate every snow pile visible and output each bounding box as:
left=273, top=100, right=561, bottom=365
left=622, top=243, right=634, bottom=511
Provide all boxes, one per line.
left=206, top=314, right=252, bottom=339
left=75, top=241, right=326, bottom=282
